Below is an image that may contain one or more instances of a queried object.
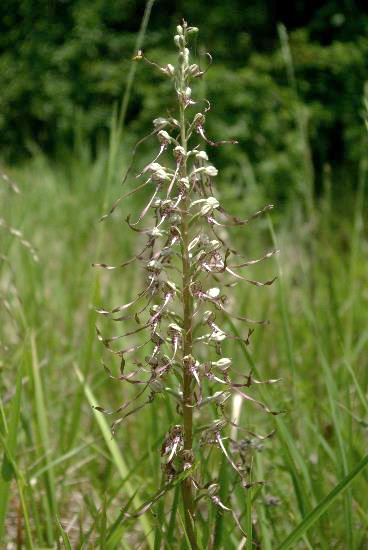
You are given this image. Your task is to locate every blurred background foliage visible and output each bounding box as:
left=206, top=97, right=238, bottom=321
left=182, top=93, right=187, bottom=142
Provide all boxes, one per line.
left=1, top=0, right=368, bottom=199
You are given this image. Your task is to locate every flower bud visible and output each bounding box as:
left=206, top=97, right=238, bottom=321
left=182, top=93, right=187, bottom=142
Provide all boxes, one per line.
left=151, top=227, right=164, bottom=237
left=202, top=310, right=215, bottom=324
left=212, top=358, right=232, bottom=370
left=207, top=287, right=220, bottom=298
left=150, top=379, right=165, bottom=393
left=193, top=113, right=205, bottom=127
left=188, top=235, right=200, bottom=251
left=188, top=63, right=202, bottom=77
left=173, top=145, right=186, bottom=162
left=211, top=329, right=226, bottom=342
left=153, top=117, right=170, bottom=129
left=151, top=332, right=164, bottom=345
left=146, top=260, right=161, bottom=273
left=157, top=130, right=172, bottom=145
left=152, top=198, right=162, bottom=209
left=161, top=63, right=175, bottom=77
left=149, top=164, right=170, bottom=183
left=151, top=169, right=170, bottom=183
left=168, top=323, right=182, bottom=339
left=208, top=483, right=220, bottom=496
left=164, top=281, right=177, bottom=294
left=200, top=197, right=219, bottom=216
left=159, top=246, right=173, bottom=257
left=179, top=48, right=190, bottom=65
left=147, top=162, right=163, bottom=172
left=179, top=177, right=190, bottom=190
left=132, top=49, right=143, bottom=61
left=183, top=354, right=196, bottom=369
left=177, top=86, right=194, bottom=106
left=195, top=151, right=209, bottom=162
left=205, top=240, right=221, bottom=251
left=213, top=391, right=231, bottom=404
left=159, top=199, right=174, bottom=216
left=204, top=166, right=218, bottom=177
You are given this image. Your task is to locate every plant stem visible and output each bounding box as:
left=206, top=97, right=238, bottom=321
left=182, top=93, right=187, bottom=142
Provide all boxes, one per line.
left=179, top=51, right=197, bottom=549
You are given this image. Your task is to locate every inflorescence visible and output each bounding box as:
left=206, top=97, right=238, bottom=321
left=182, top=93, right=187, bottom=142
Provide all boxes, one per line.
left=94, top=20, right=278, bottom=537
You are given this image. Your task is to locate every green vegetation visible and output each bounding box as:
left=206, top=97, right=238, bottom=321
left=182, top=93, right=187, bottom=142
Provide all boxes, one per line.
left=2, top=1, right=368, bottom=187
left=1, top=2, right=368, bottom=548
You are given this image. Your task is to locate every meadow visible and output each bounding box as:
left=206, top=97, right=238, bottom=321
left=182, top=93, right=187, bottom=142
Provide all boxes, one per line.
left=1, top=8, right=368, bottom=550
left=1, top=117, right=368, bottom=548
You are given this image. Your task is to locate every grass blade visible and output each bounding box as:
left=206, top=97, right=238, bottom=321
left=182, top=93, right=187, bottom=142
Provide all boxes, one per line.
left=0, top=352, right=24, bottom=542
left=278, top=452, right=368, bottom=549
left=30, top=332, right=58, bottom=542
left=0, top=433, right=35, bottom=549
left=212, top=454, right=229, bottom=549
left=56, top=516, right=72, bottom=550
left=166, top=484, right=180, bottom=549
left=255, top=454, right=272, bottom=550
left=118, top=0, right=156, bottom=131
left=74, top=365, right=154, bottom=549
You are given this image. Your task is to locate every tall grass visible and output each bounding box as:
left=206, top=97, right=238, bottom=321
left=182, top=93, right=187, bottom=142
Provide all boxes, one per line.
left=1, top=121, right=367, bottom=547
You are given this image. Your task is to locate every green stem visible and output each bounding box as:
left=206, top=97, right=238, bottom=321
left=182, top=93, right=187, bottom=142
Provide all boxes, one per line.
left=179, top=38, right=197, bottom=550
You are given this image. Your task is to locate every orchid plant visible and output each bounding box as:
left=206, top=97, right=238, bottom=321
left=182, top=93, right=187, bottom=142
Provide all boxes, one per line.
left=94, top=20, right=278, bottom=548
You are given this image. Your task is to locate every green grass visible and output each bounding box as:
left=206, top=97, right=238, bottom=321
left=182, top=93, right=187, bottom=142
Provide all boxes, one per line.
left=1, top=127, right=367, bottom=547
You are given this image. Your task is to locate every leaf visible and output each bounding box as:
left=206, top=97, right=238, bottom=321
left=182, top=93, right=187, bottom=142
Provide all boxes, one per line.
left=0, top=358, right=23, bottom=541
left=56, top=516, right=72, bottom=550
left=74, top=366, right=154, bottom=549
left=278, top=452, right=368, bottom=549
